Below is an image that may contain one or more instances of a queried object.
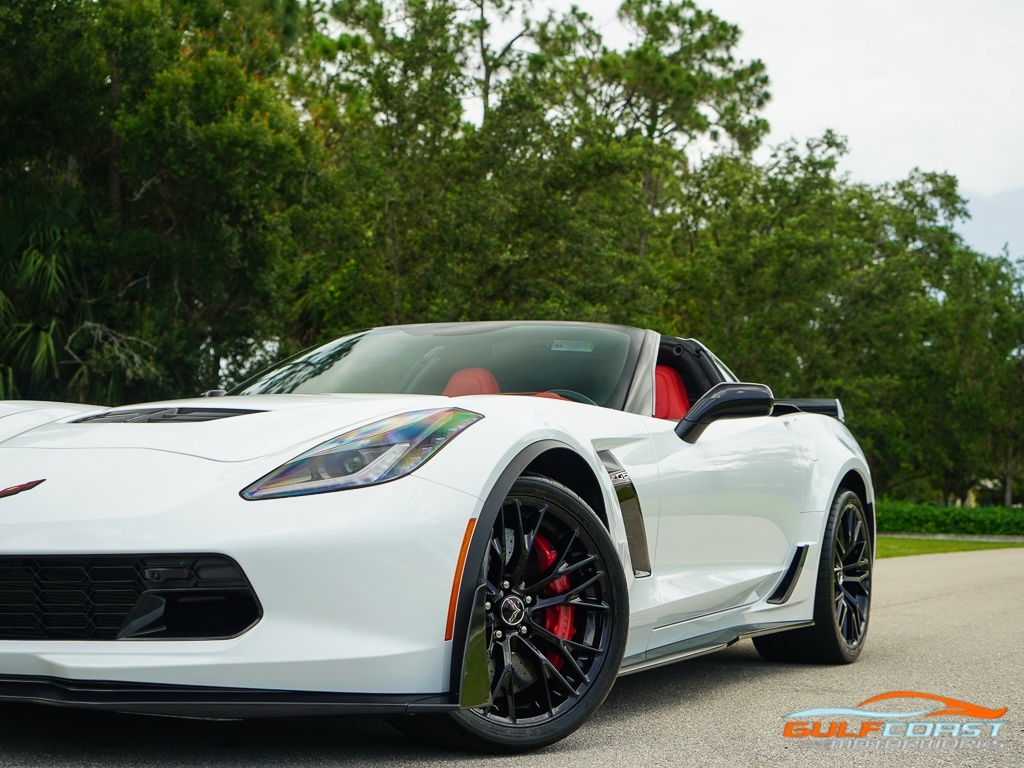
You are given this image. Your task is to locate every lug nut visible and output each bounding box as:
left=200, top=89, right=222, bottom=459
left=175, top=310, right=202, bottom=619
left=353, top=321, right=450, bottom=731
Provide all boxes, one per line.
left=484, top=602, right=491, bottom=611
left=524, top=595, right=532, bottom=605
left=501, top=580, right=510, bottom=589
left=519, top=626, right=528, bottom=634
left=494, top=630, right=503, bottom=639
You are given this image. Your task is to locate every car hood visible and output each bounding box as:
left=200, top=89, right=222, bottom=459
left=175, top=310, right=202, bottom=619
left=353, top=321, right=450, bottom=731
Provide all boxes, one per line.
left=0, top=394, right=456, bottom=462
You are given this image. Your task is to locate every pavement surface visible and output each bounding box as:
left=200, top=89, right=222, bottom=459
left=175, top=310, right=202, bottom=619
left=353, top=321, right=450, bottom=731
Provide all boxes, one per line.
left=0, top=548, right=1021, bottom=767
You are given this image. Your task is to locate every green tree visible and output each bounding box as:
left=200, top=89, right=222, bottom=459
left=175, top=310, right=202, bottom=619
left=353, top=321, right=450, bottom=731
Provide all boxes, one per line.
left=665, top=132, right=1021, bottom=501
left=293, top=0, right=770, bottom=340
left=0, top=0, right=317, bottom=402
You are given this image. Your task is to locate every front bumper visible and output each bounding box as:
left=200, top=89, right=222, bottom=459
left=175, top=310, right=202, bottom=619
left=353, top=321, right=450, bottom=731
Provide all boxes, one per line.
left=0, top=448, right=483, bottom=697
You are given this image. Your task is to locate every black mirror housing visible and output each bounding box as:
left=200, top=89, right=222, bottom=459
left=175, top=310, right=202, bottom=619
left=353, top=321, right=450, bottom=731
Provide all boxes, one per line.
left=675, top=382, right=774, bottom=444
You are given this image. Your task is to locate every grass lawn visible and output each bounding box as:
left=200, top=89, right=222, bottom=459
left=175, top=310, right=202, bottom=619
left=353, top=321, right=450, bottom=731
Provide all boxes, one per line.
left=876, top=536, right=1024, bottom=559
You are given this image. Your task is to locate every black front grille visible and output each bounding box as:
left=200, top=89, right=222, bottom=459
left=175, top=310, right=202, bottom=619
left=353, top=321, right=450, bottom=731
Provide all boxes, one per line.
left=0, top=555, right=261, bottom=641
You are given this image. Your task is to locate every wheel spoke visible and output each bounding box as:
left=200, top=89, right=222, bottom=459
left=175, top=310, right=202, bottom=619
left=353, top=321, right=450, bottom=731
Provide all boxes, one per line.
left=844, top=556, right=870, bottom=573
left=529, top=621, right=604, bottom=655
left=524, top=628, right=590, bottom=683
left=846, top=593, right=865, bottom=635
left=504, top=678, right=516, bottom=723
left=489, top=658, right=515, bottom=721
left=537, top=644, right=555, bottom=716
left=836, top=598, right=849, bottom=639
left=497, top=509, right=509, bottom=585
left=530, top=568, right=603, bottom=604
left=511, top=504, right=548, bottom=585
left=555, top=642, right=589, bottom=683
left=533, top=595, right=610, bottom=615
left=835, top=524, right=848, bottom=558
left=849, top=513, right=862, bottom=550
left=843, top=541, right=866, bottom=569
left=516, top=634, right=582, bottom=698
left=502, top=499, right=528, bottom=586
left=845, top=506, right=857, bottom=544
left=523, top=529, right=580, bottom=592
left=530, top=553, right=599, bottom=594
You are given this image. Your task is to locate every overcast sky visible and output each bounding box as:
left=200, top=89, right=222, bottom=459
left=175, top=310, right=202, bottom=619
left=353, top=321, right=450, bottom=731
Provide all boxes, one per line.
left=521, top=0, right=1023, bottom=260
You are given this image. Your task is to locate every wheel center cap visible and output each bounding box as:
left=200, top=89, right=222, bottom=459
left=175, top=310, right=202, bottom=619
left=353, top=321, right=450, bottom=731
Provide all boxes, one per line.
left=499, top=595, right=526, bottom=627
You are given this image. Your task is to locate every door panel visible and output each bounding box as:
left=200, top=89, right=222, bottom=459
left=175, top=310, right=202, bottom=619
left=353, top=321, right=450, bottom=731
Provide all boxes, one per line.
left=646, top=415, right=813, bottom=632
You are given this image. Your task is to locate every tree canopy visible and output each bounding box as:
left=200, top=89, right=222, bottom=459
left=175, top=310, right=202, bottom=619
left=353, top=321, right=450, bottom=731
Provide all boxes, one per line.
left=1, top=0, right=1021, bottom=504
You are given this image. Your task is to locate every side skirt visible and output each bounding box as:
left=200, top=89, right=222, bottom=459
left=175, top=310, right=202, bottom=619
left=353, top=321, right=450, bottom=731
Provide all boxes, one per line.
left=617, top=620, right=815, bottom=677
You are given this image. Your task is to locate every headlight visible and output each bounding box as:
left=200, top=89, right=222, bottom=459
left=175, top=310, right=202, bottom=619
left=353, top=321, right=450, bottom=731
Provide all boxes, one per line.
left=241, top=408, right=482, bottom=500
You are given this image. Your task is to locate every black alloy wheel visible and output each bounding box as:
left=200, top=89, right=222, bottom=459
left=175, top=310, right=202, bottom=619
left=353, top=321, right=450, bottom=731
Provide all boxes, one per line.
left=753, top=488, right=872, bottom=664
left=831, top=494, right=872, bottom=649
left=394, top=475, right=628, bottom=752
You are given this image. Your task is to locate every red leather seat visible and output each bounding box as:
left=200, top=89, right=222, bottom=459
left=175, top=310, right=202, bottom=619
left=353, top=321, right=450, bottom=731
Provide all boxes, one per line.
left=532, top=392, right=569, bottom=400
left=654, top=365, right=690, bottom=419
left=443, top=367, right=500, bottom=397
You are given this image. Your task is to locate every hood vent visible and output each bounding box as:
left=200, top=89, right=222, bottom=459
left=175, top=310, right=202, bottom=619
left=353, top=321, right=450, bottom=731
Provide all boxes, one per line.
left=74, top=407, right=264, bottom=424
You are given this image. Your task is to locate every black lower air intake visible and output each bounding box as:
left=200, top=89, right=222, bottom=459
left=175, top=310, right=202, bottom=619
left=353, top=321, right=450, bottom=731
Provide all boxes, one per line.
left=0, top=554, right=261, bottom=640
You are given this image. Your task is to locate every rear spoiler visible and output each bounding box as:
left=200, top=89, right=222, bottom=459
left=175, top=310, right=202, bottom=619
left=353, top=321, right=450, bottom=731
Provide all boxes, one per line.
left=772, top=398, right=845, bottom=422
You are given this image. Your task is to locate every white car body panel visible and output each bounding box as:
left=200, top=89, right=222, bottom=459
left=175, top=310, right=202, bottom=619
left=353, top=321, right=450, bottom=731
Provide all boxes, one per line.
left=0, top=323, right=873, bottom=715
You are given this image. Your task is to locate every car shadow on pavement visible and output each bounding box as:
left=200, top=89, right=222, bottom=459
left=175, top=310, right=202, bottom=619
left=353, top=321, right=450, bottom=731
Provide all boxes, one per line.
left=0, top=643, right=778, bottom=765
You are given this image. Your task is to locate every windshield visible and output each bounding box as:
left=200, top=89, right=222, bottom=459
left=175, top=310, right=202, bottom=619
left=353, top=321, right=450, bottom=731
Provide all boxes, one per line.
left=231, top=322, right=644, bottom=409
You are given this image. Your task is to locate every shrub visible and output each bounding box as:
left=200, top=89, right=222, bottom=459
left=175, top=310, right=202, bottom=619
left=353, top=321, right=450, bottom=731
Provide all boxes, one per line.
left=876, top=500, right=1024, bottom=536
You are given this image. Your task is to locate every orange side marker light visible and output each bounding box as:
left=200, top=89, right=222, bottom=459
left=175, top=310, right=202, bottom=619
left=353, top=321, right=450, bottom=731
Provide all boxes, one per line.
left=444, top=518, right=477, bottom=641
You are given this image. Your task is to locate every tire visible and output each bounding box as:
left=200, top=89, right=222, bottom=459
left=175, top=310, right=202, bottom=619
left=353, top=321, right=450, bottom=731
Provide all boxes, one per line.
left=753, top=488, right=872, bottom=664
left=391, top=475, right=629, bottom=752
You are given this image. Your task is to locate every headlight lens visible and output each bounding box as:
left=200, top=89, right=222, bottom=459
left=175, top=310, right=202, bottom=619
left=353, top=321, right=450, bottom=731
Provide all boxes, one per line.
left=241, top=408, right=482, bottom=500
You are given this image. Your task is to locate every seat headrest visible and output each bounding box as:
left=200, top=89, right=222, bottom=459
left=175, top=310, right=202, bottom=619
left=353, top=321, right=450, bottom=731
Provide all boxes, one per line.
left=654, top=365, right=690, bottom=419
left=443, top=367, right=500, bottom=397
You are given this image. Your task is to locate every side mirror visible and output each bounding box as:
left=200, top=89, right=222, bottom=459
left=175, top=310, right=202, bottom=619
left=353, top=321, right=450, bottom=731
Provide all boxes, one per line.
left=675, top=382, right=774, bottom=444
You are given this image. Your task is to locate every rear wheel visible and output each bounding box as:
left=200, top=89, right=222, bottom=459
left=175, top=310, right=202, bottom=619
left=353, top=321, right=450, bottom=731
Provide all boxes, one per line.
left=392, top=475, right=629, bottom=752
left=753, top=488, right=872, bottom=664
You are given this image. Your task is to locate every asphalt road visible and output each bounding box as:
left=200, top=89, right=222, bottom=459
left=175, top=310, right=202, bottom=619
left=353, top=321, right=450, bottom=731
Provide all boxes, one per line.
left=0, top=548, right=1021, bottom=768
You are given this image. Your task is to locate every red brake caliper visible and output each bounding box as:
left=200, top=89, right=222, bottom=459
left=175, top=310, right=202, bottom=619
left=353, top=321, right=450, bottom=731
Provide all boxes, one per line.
left=533, top=532, right=576, bottom=668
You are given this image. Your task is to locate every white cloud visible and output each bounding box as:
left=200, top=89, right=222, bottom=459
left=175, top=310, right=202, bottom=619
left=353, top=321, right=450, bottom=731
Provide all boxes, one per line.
left=526, top=1, right=1023, bottom=196
left=696, top=0, right=1024, bottom=197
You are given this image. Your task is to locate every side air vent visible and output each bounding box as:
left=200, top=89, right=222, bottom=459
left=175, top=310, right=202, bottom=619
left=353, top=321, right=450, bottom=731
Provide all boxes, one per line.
left=74, top=408, right=263, bottom=424
left=598, top=450, right=651, bottom=578
left=767, top=545, right=809, bottom=605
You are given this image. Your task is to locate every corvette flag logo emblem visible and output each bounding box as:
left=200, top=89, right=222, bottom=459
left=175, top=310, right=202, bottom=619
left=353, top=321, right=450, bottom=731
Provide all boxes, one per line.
left=0, top=479, right=46, bottom=499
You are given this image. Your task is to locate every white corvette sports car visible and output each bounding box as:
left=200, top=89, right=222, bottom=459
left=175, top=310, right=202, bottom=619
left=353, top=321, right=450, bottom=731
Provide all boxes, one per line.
left=0, top=321, right=873, bottom=752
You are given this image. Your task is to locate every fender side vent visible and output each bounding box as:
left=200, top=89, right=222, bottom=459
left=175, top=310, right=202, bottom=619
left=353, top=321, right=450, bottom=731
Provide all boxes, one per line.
left=598, top=450, right=651, bottom=577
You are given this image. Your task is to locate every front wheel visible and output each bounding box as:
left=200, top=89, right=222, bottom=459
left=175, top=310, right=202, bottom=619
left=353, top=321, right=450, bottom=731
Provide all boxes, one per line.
left=753, top=488, right=872, bottom=664
left=393, top=475, right=629, bottom=752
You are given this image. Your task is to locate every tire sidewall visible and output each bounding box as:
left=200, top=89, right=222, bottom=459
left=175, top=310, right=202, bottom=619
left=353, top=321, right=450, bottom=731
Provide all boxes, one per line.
left=818, top=489, right=871, bottom=663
